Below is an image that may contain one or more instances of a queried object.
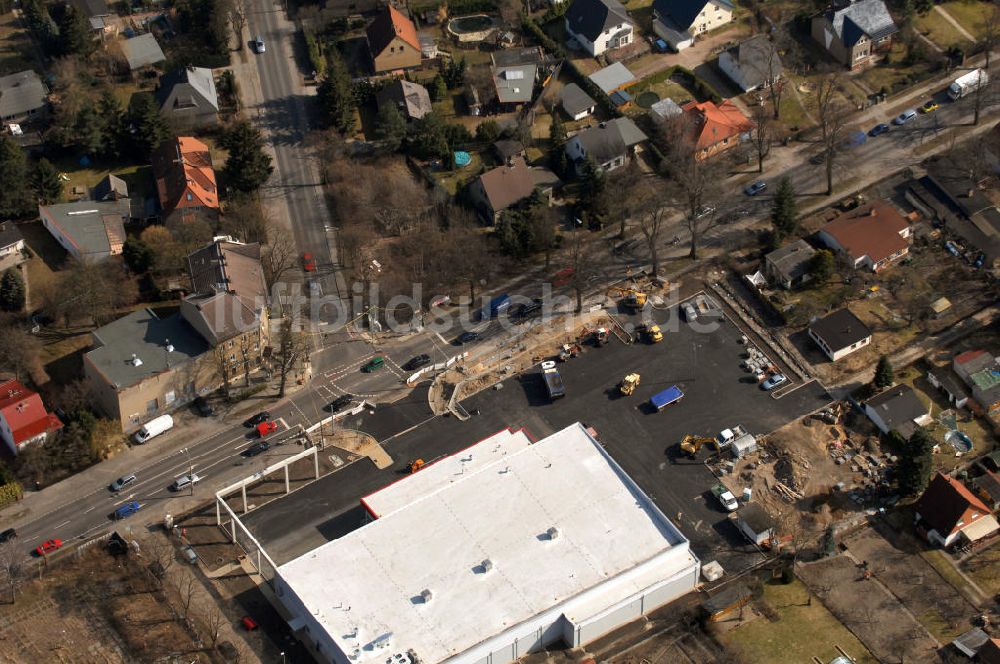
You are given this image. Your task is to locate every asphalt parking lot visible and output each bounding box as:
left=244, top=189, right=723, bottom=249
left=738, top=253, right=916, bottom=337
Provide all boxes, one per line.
left=243, top=299, right=831, bottom=573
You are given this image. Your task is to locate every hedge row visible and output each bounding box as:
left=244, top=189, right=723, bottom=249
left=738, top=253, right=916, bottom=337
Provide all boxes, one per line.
left=304, top=28, right=326, bottom=77
left=0, top=465, right=22, bottom=509
left=411, top=0, right=495, bottom=14
left=522, top=15, right=621, bottom=119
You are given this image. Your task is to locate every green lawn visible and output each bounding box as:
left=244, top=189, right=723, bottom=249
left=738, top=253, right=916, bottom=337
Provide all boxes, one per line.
left=50, top=156, right=158, bottom=204
left=915, top=9, right=971, bottom=49
left=775, top=92, right=810, bottom=132
left=719, top=579, right=878, bottom=664
left=431, top=152, right=484, bottom=196
left=962, top=545, right=1000, bottom=597
left=938, top=0, right=994, bottom=40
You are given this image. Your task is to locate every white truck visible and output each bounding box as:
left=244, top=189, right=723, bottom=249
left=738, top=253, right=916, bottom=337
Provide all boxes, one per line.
left=711, top=483, right=739, bottom=511
left=716, top=425, right=748, bottom=448
left=948, top=69, right=989, bottom=100
left=133, top=414, right=174, bottom=444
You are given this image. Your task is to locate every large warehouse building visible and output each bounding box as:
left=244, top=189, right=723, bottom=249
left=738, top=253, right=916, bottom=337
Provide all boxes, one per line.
left=273, top=422, right=701, bottom=664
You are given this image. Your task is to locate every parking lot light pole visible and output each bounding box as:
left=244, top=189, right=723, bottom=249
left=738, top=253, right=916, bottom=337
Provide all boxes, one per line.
left=280, top=653, right=286, bottom=664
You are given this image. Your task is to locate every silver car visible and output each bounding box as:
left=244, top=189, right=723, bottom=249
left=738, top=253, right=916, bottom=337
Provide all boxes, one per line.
left=110, top=474, right=136, bottom=492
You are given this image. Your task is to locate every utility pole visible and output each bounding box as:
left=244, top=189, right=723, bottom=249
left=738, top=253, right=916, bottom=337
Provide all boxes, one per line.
left=181, top=447, right=194, bottom=495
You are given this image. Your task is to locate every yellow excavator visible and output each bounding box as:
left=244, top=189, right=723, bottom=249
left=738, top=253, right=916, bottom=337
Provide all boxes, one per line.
left=679, top=435, right=720, bottom=458
left=622, top=290, right=647, bottom=312
left=620, top=373, right=641, bottom=396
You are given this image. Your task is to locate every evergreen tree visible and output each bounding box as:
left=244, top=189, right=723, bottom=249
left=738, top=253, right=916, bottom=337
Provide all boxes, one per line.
left=771, top=177, right=798, bottom=242
left=53, top=4, right=95, bottom=56
left=317, top=49, right=356, bottom=133
left=808, top=249, right=834, bottom=284
left=221, top=120, right=274, bottom=192
left=74, top=104, right=103, bottom=155
left=122, top=237, right=155, bottom=274
left=442, top=57, right=466, bottom=89
left=578, top=157, right=609, bottom=230
left=475, top=120, right=500, bottom=144
left=873, top=355, right=894, bottom=389
left=0, top=135, right=33, bottom=218
left=549, top=112, right=567, bottom=146
left=430, top=74, right=448, bottom=102
left=406, top=112, right=450, bottom=160
left=897, top=428, right=934, bottom=495
left=374, top=103, right=407, bottom=152
left=30, top=158, right=62, bottom=205
left=127, top=93, right=170, bottom=157
left=0, top=269, right=25, bottom=312
left=96, top=90, right=126, bottom=158
left=548, top=113, right=568, bottom=176
left=20, top=0, right=56, bottom=54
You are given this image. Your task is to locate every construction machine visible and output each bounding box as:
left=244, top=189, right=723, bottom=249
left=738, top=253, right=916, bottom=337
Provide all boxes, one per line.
left=622, top=289, right=647, bottom=312
left=406, top=459, right=426, bottom=473
left=620, top=373, right=641, bottom=396
left=638, top=323, right=663, bottom=343
left=679, top=435, right=720, bottom=458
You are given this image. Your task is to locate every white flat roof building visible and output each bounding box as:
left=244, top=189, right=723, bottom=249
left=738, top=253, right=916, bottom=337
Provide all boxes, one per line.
left=274, top=422, right=700, bottom=664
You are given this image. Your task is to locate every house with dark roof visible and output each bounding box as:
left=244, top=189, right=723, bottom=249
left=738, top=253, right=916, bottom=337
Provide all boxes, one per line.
left=863, top=384, right=931, bottom=438
left=493, top=139, right=526, bottom=162
left=155, top=67, right=219, bottom=128
left=764, top=239, right=816, bottom=289
left=564, top=0, right=634, bottom=56
left=0, top=379, right=62, bottom=455
left=979, top=637, right=1000, bottom=664
left=366, top=6, right=421, bottom=73
left=565, top=117, right=647, bottom=174
left=953, top=349, right=1000, bottom=416
left=816, top=199, right=911, bottom=272
left=491, top=47, right=547, bottom=69
left=376, top=79, right=431, bottom=122
left=927, top=368, right=970, bottom=409
left=492, top=63, right=538, bottom=109
left=972, top=470, right=1000, bottom=511
left=151, top=136, right=220, bottom=226
left=811, top=0, right=897, bottom=69
left=69, top=0, right=116, bottom=38
left=560, top=83, right=596, bottom=121
left=38, top=199, right=130, bottom=263
left=0, top=70, right=48, bottom=123
left=681, top=99, right=753, bottom=159
left=652, top=0, right=734, bottom=51
left=807, top=307, right=872, bottom=361
left=0, top=221, right=26, bottom=271
left=914, top=472, right=999, bottom=547
left=718, top=35, right=783, bottom=92
left=93, top=174, right=128, bottom=201
left=735, top=503, right=773, bottom=546
left=467, top=156, right=559, bottom=224
left=120, top=33, right=166, bottom=72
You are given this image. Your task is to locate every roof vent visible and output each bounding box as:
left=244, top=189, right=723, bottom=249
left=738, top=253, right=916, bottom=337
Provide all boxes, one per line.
left=481, top=558, right=493, bottom=572
left=130, top=354, right=143, bottom=367
left=165, top=338, right=174, bottom=353
left=419, top=588, right=433, bottom=603
left=547, top=526, right=560, bottom=540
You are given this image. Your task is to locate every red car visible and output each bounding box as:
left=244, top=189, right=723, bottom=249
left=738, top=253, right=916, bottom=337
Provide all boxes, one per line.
left=241, top=615, right=259, bottom=631
left=552, top=267, right=575, bottom=287
left=302, top=252, right=316, bottom=272
left=256, top=421, right=278, bottom=437
left=35, top=538, right=62, bottom=556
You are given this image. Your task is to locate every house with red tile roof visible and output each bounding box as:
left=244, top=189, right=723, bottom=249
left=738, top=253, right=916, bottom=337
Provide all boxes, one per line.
left=0, top=379, right=62, bottom=455
left=366, top=5, right=421, bottom=74
left=914, top=472, right=999, bottom=547
left=681, top=99, right=754, bottom=159
left=151, top=136, right=220, bottom=226
left=817, top=199, right=911, bottom=272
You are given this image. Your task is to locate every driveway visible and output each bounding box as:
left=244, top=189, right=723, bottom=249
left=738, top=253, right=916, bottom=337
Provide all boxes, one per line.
left=629, top=24, right=750, bottom=81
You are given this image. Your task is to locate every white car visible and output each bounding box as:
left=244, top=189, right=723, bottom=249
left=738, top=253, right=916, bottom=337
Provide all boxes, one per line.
left=253, top=36, right=266, bottom=53
left=109, top=473, right=136, bottom=492
left=892, top=109, right=917, bottom=125
left=682, top=302, right=698, bottom=322
left=761, top=373, right=788, bottom=391
left=170, top=473, right=202, bottom=492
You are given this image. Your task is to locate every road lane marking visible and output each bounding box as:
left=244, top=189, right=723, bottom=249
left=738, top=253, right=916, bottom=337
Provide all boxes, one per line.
left=55, top=520, right=71, bottom=529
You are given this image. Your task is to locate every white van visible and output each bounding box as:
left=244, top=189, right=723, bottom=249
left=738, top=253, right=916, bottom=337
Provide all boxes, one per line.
left=133, top=414, right=174, bottom=444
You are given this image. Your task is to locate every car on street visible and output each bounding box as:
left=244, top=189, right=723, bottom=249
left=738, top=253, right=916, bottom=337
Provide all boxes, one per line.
left=193, top=396, right=213, bottom=417
left=244, top=411, right=270, bottom=427
left=869, top=123, right=890, bottom=137
left=892, top=109, right=917, bottom=125
left=253, top=36, right=265, bottom=53
left=457, top=331, right=480, bottom=344
left=696, top=205, right=715, bottom=218
left=302, top=252, right=316, bottom=272
left=255, top=420, right=278, bottom=437
left=113, top=500, right=141, bottom=520
left=0, top=528, right=16, bottom=542
left=242, top=441, right=270, bottom=457
left=744, top=180, right=767, bottom=196
left=35, top=538, right=62, bottom=556
left=920, top=101, right=939, bottom=113
left=109, top=473, right=136, bottom=492
left=170, top=473, right=202, bottom=492
left=403, top=354, right=431, bottom=371
left=361, top=356, right=385, bottom=373
left=761, top=373, right=788, bottom=391
left=326, top=394, right=354, bottom=412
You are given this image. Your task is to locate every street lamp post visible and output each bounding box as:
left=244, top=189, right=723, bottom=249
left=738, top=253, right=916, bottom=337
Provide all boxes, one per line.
left=181, top=447, right=194, bottom=495
left=280, top=652, right=286, bottom=664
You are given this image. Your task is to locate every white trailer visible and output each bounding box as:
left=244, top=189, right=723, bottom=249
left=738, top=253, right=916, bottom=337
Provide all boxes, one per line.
left=133, top=414, right=174, bottom=444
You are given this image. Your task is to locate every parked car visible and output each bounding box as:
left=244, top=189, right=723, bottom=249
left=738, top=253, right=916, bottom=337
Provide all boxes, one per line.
left=868, top=123, right=890, bottom=137
left=255, top=421, right=278, bottom=437
left=109, top=473, right=137, bottom=492
left=0, top=528, right=16, bottom=543
left=744, top=180, right=767, bottom=196
left=761, top=373, right=788, bottom=390
left=193, top=396, right=213, bottom=417
left=892, top=109, right=917, bottom=125
left=402, top=354, right=431, bottom=371
left=242, top=441, right=270, bottom=457
left=253, top=36, right=265, bottom=53
left=920, top=101, right=939, bottom=113
left=35, top=538, right=62, bottom=556
left=696, top=205, right=716, bottom=218
left=682, top=302, right=698, bottom=322
left=326, top=394, right=354, bottom=412
left=457, top=331, right=480, bottom=344
left=113, top=501, right=141, bottom=520
left=301, top=252, right=316, bottom=272
left=516, top=300, right=543, bottom=318
left=243, top=411, right=270, bottom=427
left=170, top=473, right=202, bottom=492
left=361, top=357, right=385, bottom=373
left=241, top=616, right=259, bottom=631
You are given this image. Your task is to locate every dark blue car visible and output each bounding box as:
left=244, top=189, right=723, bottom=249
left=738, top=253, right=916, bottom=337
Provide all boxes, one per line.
left=744, top=181, right=767, bottom=196
left=869, top=123, right=890, bottom=137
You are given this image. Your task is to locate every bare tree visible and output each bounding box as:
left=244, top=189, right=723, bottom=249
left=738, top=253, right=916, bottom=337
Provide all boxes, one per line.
left=633, top=179, right=668, bottom=278
left=275, top=318, right=308, bottom=398
left=143, top=535, right=175, bottom=582
left=972, top=70, right=993, bottom=126
left=261, top=234, right=298, bottom=288
left=229, top=0, right=248, bottom=51
left=175, top=574, right=199, bottom=619
left=564, top=232, right=600, bottom=313
left=42, top=259, right=138, bottom=327
left=201, top=604, right=227, bottom=650
left=0, top=541, right=24, bottom=603
left=815, top=73, right=851, bottom=196
left=221, top=195, right=271, bottom=244
left=0, top=316, right=41, bottom=382
left=750, top=102, right=772, bottom=173
left=983, top=1, right=999, bottom=70
left=240, top=335, right=253, bottom=387
left=529, top=203, right=559, bottom=271
left=746, top=36, right=787, bottom=119
left=214, top=346, right=235, bottom=397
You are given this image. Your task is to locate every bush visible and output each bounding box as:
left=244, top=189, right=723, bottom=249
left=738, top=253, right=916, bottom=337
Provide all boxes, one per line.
left=304, top=29, right=326, bottom=77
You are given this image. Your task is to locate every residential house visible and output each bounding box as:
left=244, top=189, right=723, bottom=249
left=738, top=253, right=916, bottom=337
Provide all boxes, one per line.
left=151, top=136, right=220, bottom=226
left=650, top=97, right=683, bottom=122
left=718, top=34, right=783, bottom=92
left=811, top=0, right=897, bottom=69
left=493, top=63, right=538, bottom=111
left=735, top=503, right=773, bottom=546
left=979, top=638, right=1000, bottom=664
left=0, top=221, right=26, bottom=271
left=492, top=139, right=526, bottom=163
left=927, top=368, right=970, bottom=409
left=69, top=0, right=116, bottom=38
left=560, top=83, right=596, bottom=121
left=589, top=62, right=636, bottom=97
left=39, top=199, right=130, bottom=263
left=652, top=0, right=734, bottom=51
left=952, top=629, right=992, bottom=658
left=121, top=33, right=166, bottom=72
left=953, top=350, right=1000, bottom=416
left=155, top=67, right=220, bottom=129
left=564, top=0, right=633, bottom=57
left=764, top=239, right=816, bottom=289
left=816, top=200, right=911, bottom=271
left=681, top=99, right=754, bottom=159
left=92, top=174, right=128, bottom=201
left=375, top=79, right=432, bottom=121
left=84, top=308, right=213, bottom=432
left=366, top=5, right=421, bottom=73
left=468, top=156, right=559, bottom=224
left=491, top=47, right=547, bottom=69
left=322, top=0, right=378, bottom=16
left=807, top=307, right=872, bottom=361
left=0, top=70, right=48, bottom=123
left=913, top=472, right=999, bottom=548
left=972, top=470, right=1000, bottom=511
left=863, top=384, right=931, bottom=438
left=0, top=379, right=62, bottom=456
left=565, top=117, right=647, bottom=173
